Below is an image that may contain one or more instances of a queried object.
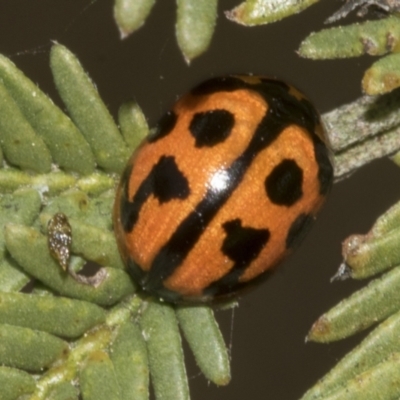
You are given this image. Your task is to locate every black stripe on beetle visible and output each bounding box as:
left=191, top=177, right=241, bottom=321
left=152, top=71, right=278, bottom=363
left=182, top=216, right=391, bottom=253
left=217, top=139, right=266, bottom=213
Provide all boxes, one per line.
left=121, top=155, right=190, bottom=232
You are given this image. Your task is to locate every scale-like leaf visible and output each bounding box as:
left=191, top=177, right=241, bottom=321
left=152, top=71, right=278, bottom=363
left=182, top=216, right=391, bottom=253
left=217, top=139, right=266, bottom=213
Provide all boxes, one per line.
left=0, top=292, right=106, bottom=338
left=50, top=44, right=130, bottom=173
left=176, top=305, right=231, bottom=386
left=0, top=366, right=36, bottom=400
left=0, top=324, right=68, bottom=372
left=140, top=301, right=190, bottom=400
left=226, top=0, right=320, bottom=25
left=114, top=0, right=156, bottom=38
left=110, top=320, right=149, bottom=400
left=176, top=0, right=218, bottom=63
left=0, top=54, right=95, bottom=175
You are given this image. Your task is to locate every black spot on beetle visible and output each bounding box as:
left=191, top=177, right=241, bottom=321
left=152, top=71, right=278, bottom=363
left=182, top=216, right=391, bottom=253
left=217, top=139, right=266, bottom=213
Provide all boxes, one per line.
left=148, top=111, right=178, bottom=143
left=152, top=156, right=190, bottom=203
left=221, top=219, right=270, bottom=265
left=189, top=109, right=235, bottom=147
left=202, top=219, right=270, bottom=295
left=121, top=155, right=189, bottom=232
left=265, top=159, right=303, bottom=206
left=286, top=213, right=314, bottom=249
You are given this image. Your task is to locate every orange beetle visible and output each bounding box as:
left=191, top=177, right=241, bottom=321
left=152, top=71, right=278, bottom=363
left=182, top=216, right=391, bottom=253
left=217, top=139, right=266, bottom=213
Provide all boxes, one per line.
left=114, top=75, right=333, bottom=303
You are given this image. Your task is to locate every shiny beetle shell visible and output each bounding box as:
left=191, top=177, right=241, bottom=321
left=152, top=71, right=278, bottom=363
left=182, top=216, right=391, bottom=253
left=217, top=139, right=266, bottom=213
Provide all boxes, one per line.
left=114, top=75, right=334, bottom=303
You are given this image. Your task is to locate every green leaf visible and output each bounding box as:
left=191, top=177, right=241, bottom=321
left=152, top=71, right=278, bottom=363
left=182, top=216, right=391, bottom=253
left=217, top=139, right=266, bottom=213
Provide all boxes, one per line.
left=0, top=292, right=106, bottom=338
left=342, top=230, right=400, bottom=279
left=176, top=0, right=218, bottom=63
left=80, top=351, right=121, bottom=400
left=114, top=0, right=156, bottom=38
left=35, top=295, right=144, bottom=399
left=309, top=353, right=400, bottom=400
left=140, top=301, right=189, bottom=400
left=226, top=0, right=320, bottom=25
left=302, top=309, right=400, bottom=400
left=0, top=366, right=36, bottom=400
left=308, top=266, right=400, bottom=342
left=340, top=199, right=400, bottom=279
left=110, top=320, right=149, bottom=400
left=118, top=101, right=149, bottom=152
left=0, top=81, right=52, bottom=172
left=0, top=256, right=30, bottom=292
left=0, top=323, right=68, bottom=372
left=304, top=190, right=400, bottom=398
left=40, top=190, right=114, bottom=230
left=371, top=200, right=400, bottom=237
left=363, top=52, right=400, bottom=95
left=299, top=16, right=400, bottom=59
left=50, top=44, right=130, bottom=173
left=0, top=189, right=41, bottom=259
left=176, top=305, right=230, bottom=386
left=0, top=54, right=95, bottom=175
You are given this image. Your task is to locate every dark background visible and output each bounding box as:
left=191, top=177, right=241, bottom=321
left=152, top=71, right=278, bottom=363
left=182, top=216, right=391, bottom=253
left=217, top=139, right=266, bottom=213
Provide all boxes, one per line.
left=1, top=1, right=400, bottom=399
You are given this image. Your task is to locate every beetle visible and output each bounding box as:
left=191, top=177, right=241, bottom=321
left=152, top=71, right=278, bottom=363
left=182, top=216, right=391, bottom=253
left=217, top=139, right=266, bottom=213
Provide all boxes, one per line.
left=113, top=75, right=334, bottom=303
